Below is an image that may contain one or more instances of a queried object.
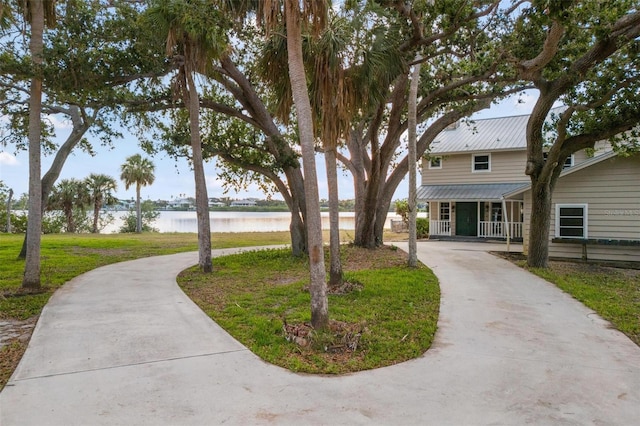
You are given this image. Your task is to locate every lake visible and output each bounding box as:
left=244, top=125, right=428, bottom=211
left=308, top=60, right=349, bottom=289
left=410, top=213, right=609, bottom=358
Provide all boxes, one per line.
left=102, top=211, right=408, bottom=234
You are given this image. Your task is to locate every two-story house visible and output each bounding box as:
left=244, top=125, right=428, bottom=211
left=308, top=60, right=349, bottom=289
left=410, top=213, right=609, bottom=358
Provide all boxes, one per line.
left=418, top=112, right=640, bottom=263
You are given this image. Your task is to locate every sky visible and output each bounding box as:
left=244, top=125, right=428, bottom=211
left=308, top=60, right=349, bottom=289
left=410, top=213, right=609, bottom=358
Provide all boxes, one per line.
left=0, top=91, right=539, bottom=203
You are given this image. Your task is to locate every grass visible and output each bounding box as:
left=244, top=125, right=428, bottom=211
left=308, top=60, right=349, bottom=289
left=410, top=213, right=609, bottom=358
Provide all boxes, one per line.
left=178, top=245, right=440, bottom=374
left=0, top=230, right=410, bottom=389
left=0, top=232, right=293, bottom=320
left=514, top=258, right=640, bottom=347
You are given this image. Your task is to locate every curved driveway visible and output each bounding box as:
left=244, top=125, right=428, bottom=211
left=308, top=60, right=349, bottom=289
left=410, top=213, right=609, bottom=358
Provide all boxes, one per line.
left=1, top=242, right=639, bottom=425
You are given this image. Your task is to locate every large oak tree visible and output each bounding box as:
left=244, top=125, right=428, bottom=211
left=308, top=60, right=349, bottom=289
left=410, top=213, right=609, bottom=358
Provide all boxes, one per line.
left=508, top=0, right=640, bottom=267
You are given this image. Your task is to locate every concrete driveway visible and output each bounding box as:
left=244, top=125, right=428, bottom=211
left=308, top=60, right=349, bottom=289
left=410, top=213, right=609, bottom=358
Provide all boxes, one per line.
left=1, top=241, right=639, bottom=425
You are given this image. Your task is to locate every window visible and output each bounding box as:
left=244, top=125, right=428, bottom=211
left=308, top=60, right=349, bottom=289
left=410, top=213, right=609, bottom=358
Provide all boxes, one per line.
left=440, top=202, right=450, bottom=221
left=472, top=154, right=491, bottom=172
left=429, top=156, right=442, bottom=169
left=556, top=204, right=588, bottom=238
left=544, top=152, right=574, bottom=169
left=491, top=203, right=502, bottom=222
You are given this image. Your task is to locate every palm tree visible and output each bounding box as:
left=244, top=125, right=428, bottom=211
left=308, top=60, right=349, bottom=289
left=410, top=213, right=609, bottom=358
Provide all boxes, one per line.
left=145, top=1, right=229, bottom=273
left=284, top=0, right=329, bottom=329
left=21, top=0, right=57, bottom=289
left=47, top=178, right=88, bottom=233
left=85, top=173, right=118, bottom=233
left=120, top=154, right=155, bottom=233
left=225, top=0, right=330, bottom=329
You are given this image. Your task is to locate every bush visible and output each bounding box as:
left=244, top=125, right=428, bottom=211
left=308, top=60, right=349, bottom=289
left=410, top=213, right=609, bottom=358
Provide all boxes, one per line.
left=416, top=218, right=429, bottom=239
left=395, top=199, right=409, bottom=223
left=119, top=201, right=159, bottom=233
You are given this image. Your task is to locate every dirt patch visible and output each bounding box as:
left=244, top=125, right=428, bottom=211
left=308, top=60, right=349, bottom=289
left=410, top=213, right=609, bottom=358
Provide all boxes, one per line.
left=283, top=319, right=366, bottom=357
left=328, top=280, right=364, bottom=295
left=0, top=316, right=37, bottom=389
left=0, top=316, right=37, bottom=349
left=2, top=287, right=50, bottom=299
left=341, top=244, right=408, bottom=271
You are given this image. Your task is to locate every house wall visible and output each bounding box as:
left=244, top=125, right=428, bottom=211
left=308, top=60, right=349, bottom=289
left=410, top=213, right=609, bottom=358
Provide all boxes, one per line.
left=422, top=150, right=529, bottom=185
left=522, top=155, right=640, bottom=262
left=423, top=147, right=608, bottom=187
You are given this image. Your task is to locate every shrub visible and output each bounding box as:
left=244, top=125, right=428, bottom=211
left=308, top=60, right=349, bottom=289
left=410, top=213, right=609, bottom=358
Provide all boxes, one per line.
left=416, top=218, right=429, bottom=239
left=118, top=201, right=159, bottom=233
left=395, top=199, right=409, bottom=223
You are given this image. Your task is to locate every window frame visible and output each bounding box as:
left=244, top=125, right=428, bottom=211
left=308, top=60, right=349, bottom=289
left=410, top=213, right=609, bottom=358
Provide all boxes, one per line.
left=472, top=153, right=491, bottom=172
left=543, top=152, right=574, bottom=169
left=439, top=202, right=450, bottom=221
left=428, top=156, right=442, bottom=169
left=555, top=203, right=588, bottom=239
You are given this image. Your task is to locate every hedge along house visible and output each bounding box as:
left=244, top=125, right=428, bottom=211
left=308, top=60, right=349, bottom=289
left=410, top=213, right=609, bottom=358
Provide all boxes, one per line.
left=417, top=112, right=606, bottom=243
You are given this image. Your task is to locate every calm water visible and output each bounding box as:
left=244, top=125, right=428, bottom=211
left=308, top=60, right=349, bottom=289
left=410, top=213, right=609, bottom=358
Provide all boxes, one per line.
left=102, top=211, right=406, bottom=234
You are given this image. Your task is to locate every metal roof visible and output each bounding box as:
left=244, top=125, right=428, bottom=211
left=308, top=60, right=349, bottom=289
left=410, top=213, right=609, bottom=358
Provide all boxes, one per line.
left=417, top=183, right=529, bottom=201
left=429, top=114, right=530, bottom=154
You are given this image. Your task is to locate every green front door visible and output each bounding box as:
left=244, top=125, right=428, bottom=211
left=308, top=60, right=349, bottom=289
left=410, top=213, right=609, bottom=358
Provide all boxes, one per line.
left=455, top=202, right=477, bottom=236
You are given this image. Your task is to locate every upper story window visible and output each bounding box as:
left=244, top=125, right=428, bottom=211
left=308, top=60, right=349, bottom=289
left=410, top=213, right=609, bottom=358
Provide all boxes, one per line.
left=556, top=204, right=588, bottom=239
left=544, top=152, right=574, bottom=169
left=429, top=156, right=442, bottom=169
left=472, top=153, right=491, bottom=172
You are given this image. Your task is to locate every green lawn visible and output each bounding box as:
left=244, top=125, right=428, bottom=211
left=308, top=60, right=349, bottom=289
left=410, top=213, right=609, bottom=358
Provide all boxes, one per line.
left=178, top=245, right=440, bottom=374
left=1, top=232, right=292, bottom=320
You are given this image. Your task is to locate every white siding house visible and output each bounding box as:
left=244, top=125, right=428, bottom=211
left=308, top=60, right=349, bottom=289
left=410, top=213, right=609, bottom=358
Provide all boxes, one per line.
left=418, top=111, right=639, bottom=263
left=230, top=199, right=257, bottom=207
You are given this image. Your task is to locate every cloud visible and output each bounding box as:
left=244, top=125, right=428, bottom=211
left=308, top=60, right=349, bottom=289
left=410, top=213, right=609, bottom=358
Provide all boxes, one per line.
left=0, top=151, right=19, bottom=166
left=44, top=114, right=73, bottom=130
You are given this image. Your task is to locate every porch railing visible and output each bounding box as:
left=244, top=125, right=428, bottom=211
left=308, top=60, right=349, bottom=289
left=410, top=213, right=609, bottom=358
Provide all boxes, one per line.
left=430, top=220, right=451, bottom=236
left=479, top=221, right=522, bottom=239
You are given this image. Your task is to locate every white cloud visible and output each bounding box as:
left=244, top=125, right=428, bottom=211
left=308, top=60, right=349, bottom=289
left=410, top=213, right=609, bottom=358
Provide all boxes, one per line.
left=44, top=114, right=73, bottom=130
left=205, top=174, right=226, bottom=191
left=0, top=151, right=19, bottom=166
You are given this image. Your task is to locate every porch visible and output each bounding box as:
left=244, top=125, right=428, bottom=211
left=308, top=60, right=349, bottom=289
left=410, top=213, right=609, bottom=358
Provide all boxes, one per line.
left=429, top=219, right=523, bottom=239
left=417, top=183, right=527, bottom=241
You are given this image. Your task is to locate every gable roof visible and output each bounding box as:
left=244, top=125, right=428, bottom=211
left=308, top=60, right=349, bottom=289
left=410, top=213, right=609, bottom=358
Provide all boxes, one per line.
left=429, top=114, right=529, bottom=154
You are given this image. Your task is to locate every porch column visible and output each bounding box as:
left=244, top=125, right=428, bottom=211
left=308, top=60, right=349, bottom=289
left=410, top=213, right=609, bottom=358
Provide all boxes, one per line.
left=502, top=197, right=511, bottom=251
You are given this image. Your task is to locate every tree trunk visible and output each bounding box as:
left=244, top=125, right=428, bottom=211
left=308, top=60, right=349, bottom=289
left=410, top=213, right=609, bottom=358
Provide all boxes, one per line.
left=407, top=61, right=421, bottom=267
left=356, top=157, right=382, bottom=248
left=5, top=189, right=12, bottom=233
left=186, top=71, right=213, bottom=273
left=218, top=56, right=308, bottom=257
left=527, top=178, right=552, bottom=268
left=289, top=209, right=306, bottom=257
left=285, top=0, right=328, bottom=330
left=65, top=205, right=75, bottom=233
left=22, top=0, right=45, bottom=289
left=325, top=146, right=343, bottom=288
left=19, top=113, right=92, bottom=257
left=92, top=201, right=100, bottom=233
left=135, top=184, right=142, bottom=233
